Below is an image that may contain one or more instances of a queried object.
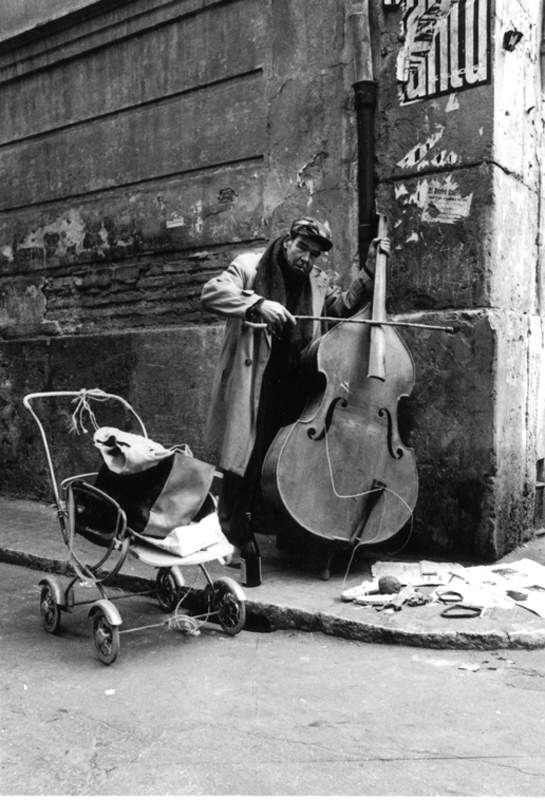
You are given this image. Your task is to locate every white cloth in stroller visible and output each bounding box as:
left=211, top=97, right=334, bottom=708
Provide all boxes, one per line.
left=135, top=512, right=232, bottom=559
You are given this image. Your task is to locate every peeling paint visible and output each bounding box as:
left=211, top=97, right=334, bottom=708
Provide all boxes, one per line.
left=1, top=246, right=14, bottom=262
left=11, top=208, right=143, bottom=263
left=218, top=187, right=238, bottom=204
left=17, top=210, right=88, bottom=257
left=296, top=151, right=329, bottom=205
left=192, top=200, right=204, bottom=235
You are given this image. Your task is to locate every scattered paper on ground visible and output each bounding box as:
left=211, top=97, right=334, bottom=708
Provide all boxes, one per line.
left=371, top=560, right=464, bottom=586
left=356, top=557, right=545, bottom=616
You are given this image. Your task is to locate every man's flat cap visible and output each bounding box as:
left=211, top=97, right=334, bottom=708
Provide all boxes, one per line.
left=289, top=218, right=333, bottom=251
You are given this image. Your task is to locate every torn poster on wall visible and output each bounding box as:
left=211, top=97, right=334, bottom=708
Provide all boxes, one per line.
left=395, top=174, right=473, bottom=224
left=398, top=0, right=491, bottom=105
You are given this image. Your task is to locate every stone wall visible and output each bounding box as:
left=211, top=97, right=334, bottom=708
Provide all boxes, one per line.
left=374, top=0, right=544, bottom=558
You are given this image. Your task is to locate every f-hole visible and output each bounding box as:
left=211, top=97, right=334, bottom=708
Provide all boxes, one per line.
left=308, top=397, right=348, bottom=440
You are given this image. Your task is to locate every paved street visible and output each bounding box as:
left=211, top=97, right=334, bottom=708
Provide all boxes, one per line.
left=2, top=561, right=545, bottom=796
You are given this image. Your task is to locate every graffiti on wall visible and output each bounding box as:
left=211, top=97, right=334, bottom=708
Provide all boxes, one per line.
left=398, top=0, right=491, bottom=105
left=396, top=124, right=461, bottom=172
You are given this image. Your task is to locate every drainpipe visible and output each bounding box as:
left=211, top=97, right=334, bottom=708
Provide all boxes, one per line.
left=346, top=0, right=377, bottom=269
left=540, top=0, right=545, bottom=91
left=538, top=0, right=545, bottom=314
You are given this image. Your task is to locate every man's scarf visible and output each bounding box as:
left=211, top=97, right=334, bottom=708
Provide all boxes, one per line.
left=253, top=236, right=315, bottom=355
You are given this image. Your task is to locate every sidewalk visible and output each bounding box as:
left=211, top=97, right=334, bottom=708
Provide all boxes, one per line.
left=2, top=495, right=545, bottom=649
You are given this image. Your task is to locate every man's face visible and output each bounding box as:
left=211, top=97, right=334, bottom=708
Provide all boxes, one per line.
left=283, top=234, right=324, bottom=274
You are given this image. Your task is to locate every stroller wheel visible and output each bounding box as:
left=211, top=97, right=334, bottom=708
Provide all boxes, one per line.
left=211, top=577, right=246, bottom=636
left=40, top=584, right=62, bottom=634
left=155, top=567, right=182, bottom=612
left=92, top=612, right=120, bottom=665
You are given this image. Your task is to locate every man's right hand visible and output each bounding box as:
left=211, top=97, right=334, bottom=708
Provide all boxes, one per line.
left=257, top=300, right=296, bottom=334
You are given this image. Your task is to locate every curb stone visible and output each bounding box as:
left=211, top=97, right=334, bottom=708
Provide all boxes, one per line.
left=5, top=546, right=545, bottom=649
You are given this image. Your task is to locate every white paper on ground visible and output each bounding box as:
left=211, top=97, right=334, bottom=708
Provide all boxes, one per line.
left=371, top=560, right=464, bottom=586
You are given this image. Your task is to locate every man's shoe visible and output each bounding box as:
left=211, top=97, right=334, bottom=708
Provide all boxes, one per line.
left=226, top=546, right=241, bottom=568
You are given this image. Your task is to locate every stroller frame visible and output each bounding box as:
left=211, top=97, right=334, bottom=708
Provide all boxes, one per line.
left=23, top=389, right=246, bottom=665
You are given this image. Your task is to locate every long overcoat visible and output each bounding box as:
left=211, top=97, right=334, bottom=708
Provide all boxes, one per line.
left=201, top=249, right=372, bottom=476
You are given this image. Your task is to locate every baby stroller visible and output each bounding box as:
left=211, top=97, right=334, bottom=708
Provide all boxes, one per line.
left=23, top=388, right=246, bottom=665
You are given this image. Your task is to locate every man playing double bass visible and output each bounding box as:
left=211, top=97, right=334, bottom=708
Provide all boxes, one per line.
left=200, top=217, right=390, bottom=562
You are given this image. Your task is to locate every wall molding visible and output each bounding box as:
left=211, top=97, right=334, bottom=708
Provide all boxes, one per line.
left=0, top=68, right=263, bottom=150
left=0, top=0, right=240, bottom=87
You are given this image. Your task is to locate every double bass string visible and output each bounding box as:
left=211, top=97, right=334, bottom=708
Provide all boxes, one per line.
left=323, top=436, right=382, bottom=501
left=323, top=423, right=411, bottom=513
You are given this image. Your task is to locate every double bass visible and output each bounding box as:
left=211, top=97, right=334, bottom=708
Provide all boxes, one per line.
left=261, top=216, right=418, bottom=548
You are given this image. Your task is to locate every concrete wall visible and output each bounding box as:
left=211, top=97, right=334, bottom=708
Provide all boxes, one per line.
left=1, top=0, right=544, bottom=561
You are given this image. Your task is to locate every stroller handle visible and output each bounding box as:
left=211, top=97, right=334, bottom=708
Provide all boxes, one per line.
left=23, top=389, right=148, bottom=510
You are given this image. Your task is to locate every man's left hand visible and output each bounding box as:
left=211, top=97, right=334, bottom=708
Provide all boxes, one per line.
left=371, top=236, right=391, bottom=257
left=363, top=236, right=391, bottom=278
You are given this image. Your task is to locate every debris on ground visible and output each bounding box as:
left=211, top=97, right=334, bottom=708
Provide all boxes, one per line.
left=341, top=558, right=545, bottom=618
